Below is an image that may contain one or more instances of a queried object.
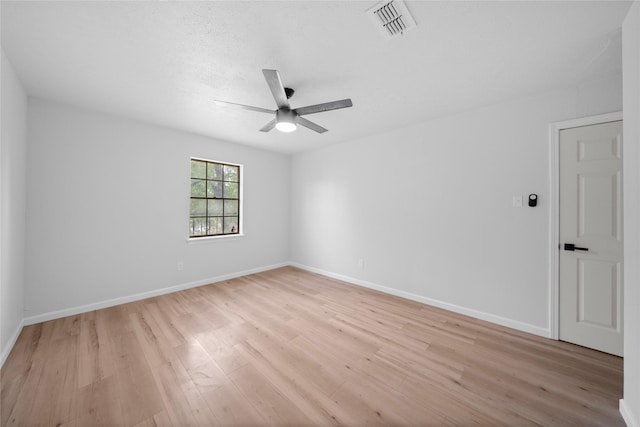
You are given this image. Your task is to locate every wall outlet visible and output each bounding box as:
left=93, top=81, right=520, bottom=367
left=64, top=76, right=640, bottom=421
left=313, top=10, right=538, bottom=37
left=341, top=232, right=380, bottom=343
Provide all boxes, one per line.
left=358, top=259, right=365, bottom=269
left=512, top=195, right=523, bottom=208
left=177, top=262, right=184, bottom=271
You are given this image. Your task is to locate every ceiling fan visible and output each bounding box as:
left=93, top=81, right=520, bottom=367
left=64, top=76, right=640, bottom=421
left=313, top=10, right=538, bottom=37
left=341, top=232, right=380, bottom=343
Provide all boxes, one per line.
left=214, top=69, right=353, bottom=134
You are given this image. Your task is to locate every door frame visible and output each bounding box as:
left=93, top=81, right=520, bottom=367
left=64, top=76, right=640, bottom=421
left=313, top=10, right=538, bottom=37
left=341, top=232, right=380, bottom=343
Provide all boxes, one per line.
left=548, top=111, right=623, bottom=340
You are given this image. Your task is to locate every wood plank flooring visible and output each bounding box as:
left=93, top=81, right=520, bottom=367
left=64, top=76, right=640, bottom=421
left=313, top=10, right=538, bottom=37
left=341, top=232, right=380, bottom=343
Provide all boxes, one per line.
left=1, top=266, right=624, bottom=426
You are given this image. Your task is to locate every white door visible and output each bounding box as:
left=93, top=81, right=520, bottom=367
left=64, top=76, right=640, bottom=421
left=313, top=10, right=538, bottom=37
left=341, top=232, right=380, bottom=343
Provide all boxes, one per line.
left=559, top=120, right=623, bottom=356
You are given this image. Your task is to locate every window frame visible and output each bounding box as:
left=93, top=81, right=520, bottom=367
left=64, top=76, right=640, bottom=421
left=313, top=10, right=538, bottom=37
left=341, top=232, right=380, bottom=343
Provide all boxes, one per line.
left=189, top=157, right=243, bottom=240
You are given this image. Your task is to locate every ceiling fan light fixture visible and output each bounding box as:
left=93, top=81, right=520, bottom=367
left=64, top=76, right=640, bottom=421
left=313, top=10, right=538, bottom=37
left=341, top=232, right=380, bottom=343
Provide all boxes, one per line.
left=275, top=109, right=297, bottom=133
left=276, top=121, right=297, bottom=133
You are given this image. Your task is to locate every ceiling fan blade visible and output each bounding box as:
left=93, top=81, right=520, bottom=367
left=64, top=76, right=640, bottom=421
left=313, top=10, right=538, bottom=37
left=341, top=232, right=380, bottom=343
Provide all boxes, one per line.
left=259, top=119, right=276, bottom=132
left=214, top=100, right=274, bottom=114
left=294, top=99, right=353, bottom=116
left=297, top=117, right=328, bottom=134
left=262, top=69, right=290, bottom=109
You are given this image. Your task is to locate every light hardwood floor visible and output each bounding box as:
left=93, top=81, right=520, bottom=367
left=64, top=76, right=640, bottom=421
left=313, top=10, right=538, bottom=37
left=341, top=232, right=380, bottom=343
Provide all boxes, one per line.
left=1, top=267, right=624, bottom=426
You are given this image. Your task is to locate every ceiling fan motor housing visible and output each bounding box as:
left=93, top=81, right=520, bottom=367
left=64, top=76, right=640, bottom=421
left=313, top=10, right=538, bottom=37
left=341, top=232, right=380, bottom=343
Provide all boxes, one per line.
left=276, top=108, right=297, bottom=122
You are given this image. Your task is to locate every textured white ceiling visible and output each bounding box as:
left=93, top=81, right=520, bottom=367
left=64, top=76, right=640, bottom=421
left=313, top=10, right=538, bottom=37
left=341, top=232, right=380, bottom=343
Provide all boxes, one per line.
left=1, top=1, right=631, bottom=153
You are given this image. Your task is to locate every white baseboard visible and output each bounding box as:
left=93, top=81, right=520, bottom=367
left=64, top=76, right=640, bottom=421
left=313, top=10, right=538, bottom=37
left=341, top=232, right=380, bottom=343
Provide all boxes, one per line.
left=621, top=399, right=639, bottom=427
left=23, top=262, right=289, bottom=326
left=290, top=262, right=550, bottom=338
left=1, top=318, right=25, bottom=368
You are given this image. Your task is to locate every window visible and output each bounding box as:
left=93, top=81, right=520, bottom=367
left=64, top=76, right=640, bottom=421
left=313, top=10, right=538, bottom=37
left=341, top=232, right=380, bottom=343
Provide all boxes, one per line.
left=189, top=158, right=241, bottom=238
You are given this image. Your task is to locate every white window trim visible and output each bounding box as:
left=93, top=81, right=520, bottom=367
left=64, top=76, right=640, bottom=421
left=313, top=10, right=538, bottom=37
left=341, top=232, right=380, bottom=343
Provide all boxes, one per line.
left=187, top=233, right=245, bottom=245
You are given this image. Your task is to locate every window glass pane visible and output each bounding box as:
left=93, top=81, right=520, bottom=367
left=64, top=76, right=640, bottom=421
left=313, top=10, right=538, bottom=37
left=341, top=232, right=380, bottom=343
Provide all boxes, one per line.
left=208, top=199, right=223, bottom=216
left=207, top=181, right=223, bottom=198
left=224, top=200, right=238, bottom=216
left=190, top=159, right=241, bottom=238
left=190, top=199, right=206, bottom=216
left=191, top=160, right=206, bottom=179
left=207, top=163, right=223, bottom=180
left=223, top=182, right=238, bottom=199
left=224, top=216, right=239, bottom=234
left=190, top=217, right=207, bottom=236
left=208, top=217, right=223, bottom=235
left=190, top=179, right=206, bottom=197
left=224, top=165, right=239, bottom=182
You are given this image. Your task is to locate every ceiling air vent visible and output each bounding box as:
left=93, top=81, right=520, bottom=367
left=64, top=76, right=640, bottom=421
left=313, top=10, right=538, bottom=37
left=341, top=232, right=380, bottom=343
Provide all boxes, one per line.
left=366, top=0, right=416, bottom=40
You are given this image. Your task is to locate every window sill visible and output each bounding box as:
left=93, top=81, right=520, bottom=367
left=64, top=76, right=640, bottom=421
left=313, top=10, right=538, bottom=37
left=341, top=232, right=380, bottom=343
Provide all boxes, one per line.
left=187, top=234, right=245, bottom=245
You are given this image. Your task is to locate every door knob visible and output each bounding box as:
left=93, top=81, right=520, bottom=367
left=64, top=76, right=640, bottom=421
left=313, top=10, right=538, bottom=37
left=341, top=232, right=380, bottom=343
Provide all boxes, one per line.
left=564, top=243, right=589, bottom=252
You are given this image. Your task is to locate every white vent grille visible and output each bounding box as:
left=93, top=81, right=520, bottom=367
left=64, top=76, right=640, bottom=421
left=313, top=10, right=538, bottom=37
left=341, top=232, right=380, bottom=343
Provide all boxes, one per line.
left=367, top=0, right=416, bottom=40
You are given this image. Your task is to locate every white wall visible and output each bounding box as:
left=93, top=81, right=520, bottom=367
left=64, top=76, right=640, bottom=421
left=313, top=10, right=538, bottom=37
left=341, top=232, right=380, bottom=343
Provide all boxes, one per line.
left=291, top=76, right=622, bottom=336
left=622, top=2, right=640, bottom=426
left=25, top=99, right=289, bottom=320
left=1, top=49, right=27, bottom=364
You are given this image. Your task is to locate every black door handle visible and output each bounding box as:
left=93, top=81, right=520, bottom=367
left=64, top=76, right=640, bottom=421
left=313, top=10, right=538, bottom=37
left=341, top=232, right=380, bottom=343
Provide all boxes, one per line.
left=564, top=243, right=589, bottom=252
